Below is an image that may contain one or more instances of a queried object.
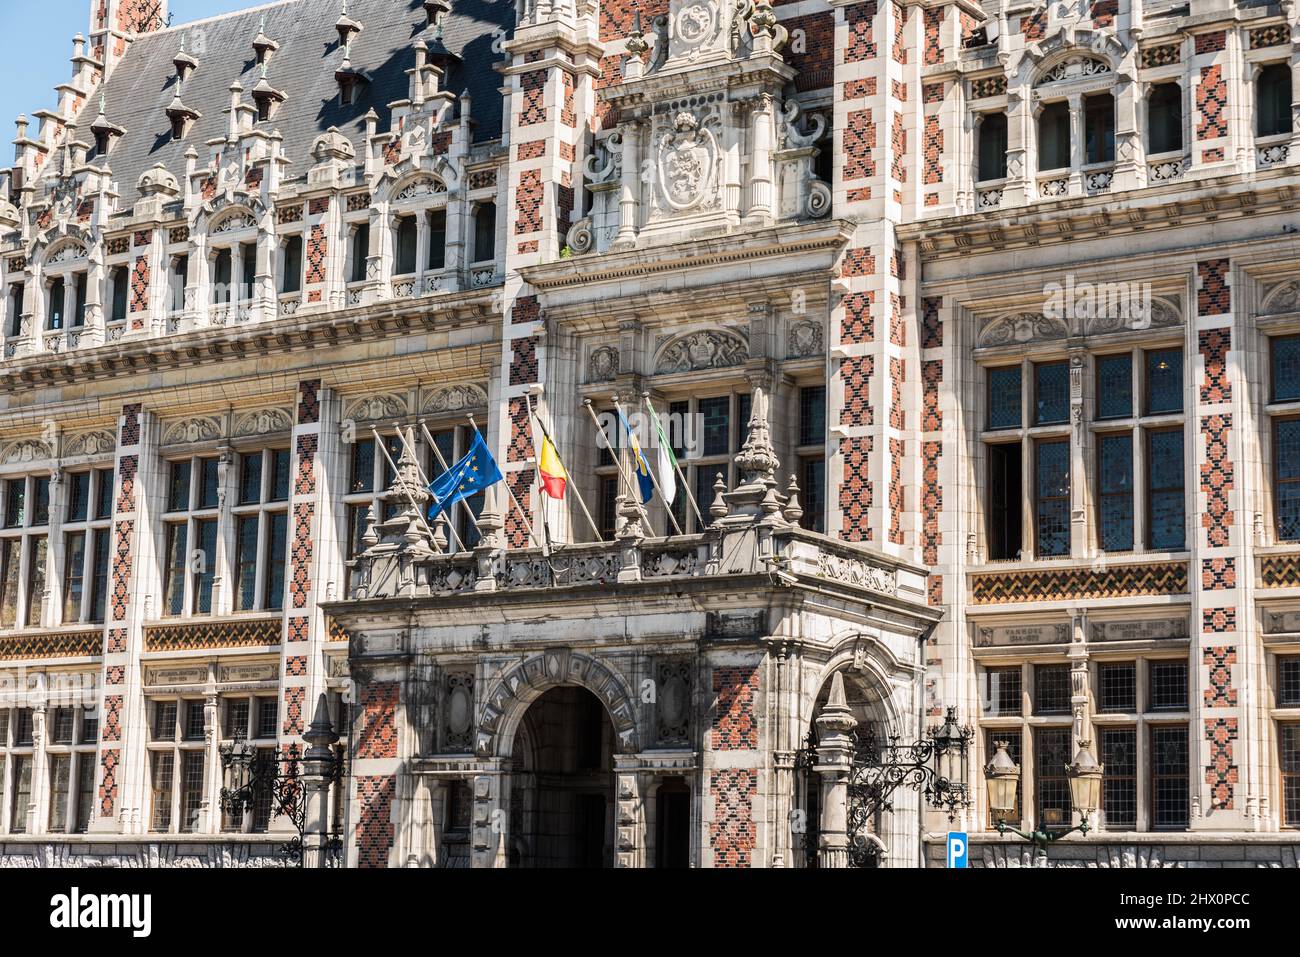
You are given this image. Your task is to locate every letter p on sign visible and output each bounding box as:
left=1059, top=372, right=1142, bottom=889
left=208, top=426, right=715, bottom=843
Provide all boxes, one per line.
left=947, top=831, right=968, bottom=868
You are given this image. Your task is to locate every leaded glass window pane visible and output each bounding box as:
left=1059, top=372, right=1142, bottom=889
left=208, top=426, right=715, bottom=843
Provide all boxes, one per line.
left=236, top=516, right=258, bottom=611
left=1150, top=726, right=1189, bottom=829
left=1274, top=336, right=1300, bottom=403
left=983, top=667, right=1022, bottom=716
left=985, top=730, right=1021, bottom=827
left=1281, top=724, right=1300, bottom=827
left=239, top=453, right=263, bottom=505
left=350, top=439, right=375, bottom=494
left=1149, top=661, right=1188, bottom=712
left=1034, top=362, right=1069, bottom=425
left=799, top=386, right=826, bottom=447
left=198, top=458, right=220, bottom=509
left=1276, top=419, right=1300, bottom=541
left=270, top=450, right=291, bottom=502
left=1034, top=664, right=1072, bottom=715
left=1035, top=440, right=1070, bottom=556
left=1145, top=349, right=1183, bottom=415
left=1035, top=727, right=1073, bottom=829
left=1147, top=429, right=1185, bottom=550
left=1098, top=433, right=1133, bottom=551
left=1280, top=657, right=1300, bottom=708
left=700, top=397, right=730, bottom=457
left=987, top=366, right=1021, bottom=431
left=264, top=512, right=288, bottom=611
left=167, top=461, right=191, bottom=512
left=66, top=472, right=90, bottom=523
left=1101, top=727, right=1137, bottom=829
left=150, top=752, right=173, bottom=832
left=1096, top=354, right=1132, bottom=419
left=193, top=519, right=218, bottom=614
left=1099, top=662, right=1137, bottom=713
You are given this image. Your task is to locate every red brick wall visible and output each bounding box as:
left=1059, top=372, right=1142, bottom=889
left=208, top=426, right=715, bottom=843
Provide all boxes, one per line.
left=356, top=682, right=400, bottom=760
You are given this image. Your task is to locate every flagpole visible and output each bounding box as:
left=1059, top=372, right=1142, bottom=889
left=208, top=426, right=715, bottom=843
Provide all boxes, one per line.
left=613, top=396, right=684, bottom=537
left=465, top=412, right=542, bottom=550
left=416, top=419, right=485, bottom=540
left=390, top=424, right=467, bottom=554
left=368, top=426, right=449, bottom=550
left=524, top=392, right=604, bottom=543
left=642, top=391, right=706, bottom=532
left=581, top=398, right=647, bottom=536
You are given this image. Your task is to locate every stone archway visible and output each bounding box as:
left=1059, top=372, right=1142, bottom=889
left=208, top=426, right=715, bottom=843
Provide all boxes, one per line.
left=507, top=686, right=616, bottom=868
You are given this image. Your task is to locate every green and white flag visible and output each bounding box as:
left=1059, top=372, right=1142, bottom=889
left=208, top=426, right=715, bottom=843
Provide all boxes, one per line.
left=650, top=407, right=678, bottom=506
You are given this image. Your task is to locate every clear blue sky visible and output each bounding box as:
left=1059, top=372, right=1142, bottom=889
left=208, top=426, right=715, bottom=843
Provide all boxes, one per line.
left=0, top=0, right=256, bottom=144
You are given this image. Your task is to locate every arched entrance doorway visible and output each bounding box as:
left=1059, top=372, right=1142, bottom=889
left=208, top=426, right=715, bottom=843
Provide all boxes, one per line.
left=795, top=668, right=892, bottom=868
left=507, top=686, right=615, bottom=868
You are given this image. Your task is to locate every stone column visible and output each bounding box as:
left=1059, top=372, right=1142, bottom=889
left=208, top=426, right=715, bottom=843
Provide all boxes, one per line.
left=1003, top=88, right=1030, bottom=206
left=748, top=95, right=774, bottom=221
left=613, top=121, right=640, bottom=249
left=1067, top=93, right=1085, bottom=195
left=813, top=671, right=857, bottom=868
left=614, top=756, right=643, bottom=867
left=470, top=762, right=505, bottom=868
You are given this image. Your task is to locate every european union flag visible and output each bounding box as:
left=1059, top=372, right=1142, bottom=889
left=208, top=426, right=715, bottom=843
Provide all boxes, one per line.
left=428, top=431, right=503, bottom=521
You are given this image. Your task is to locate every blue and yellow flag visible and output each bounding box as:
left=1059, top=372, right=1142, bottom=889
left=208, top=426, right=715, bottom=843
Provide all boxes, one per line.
left=427, top=431, right=502, bottom=521
left=616, top=408, right=654, bottom=505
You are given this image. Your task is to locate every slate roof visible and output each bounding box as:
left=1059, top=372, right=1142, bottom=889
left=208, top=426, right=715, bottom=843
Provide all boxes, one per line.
left=75, top=0, right=512, bottom=207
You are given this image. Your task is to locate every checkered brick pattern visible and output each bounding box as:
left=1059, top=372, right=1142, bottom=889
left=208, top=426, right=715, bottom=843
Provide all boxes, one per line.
left=1199, top=328, right=1232, bottom=405
left=106, top=665, right=124, bottom=685
left=517, top=140, right=546, bottom=161
left=557, top=181, right=574, bottom=242
left=129, top=256, right=150, bottom=314
left=357, top=682, right=401, bottom=759
left=297, top=380, right=320, bottom=425
left=1201, top=557, right=1236, bottom=590
left=512, top=295, right=540, bottom=325
left=110, top=520, right=133, bottom=622
left=356, top=775, right=396, bottom=868
left=506, top=335, right=538, bottom=382
left=844, top=1, right=878, bottom=62
left=923, top=8, right=942, bottom=64
left=430, top=130, right=452, bottom=156
left=1202, top=607, right=1236, bottom=633
left=839, top=355, right=874, bottom=427
left=889, top=437, right=904, bottom=545
left=923, top=116, right=943, bottom=184
left=116, top=455, right=136, bottom=513
left=133, top=230, right=152, bottom=248
left=102, top=695, right=123, bottom=742
left=921, top=439, right=942, bottom=565
left=710, top=769, right=756, bottom=867
left=282, top=686, right=305, bottom=737
left=98, top=749, right=119, bottom=817
left=277, top=204, right=304, bottom=225
left=561, top=70, right=576, bottom=128
left=920, top=297, right=942, bottom=348
left=285, top=655, right=307, bottom=677
left=1197, top=262, right=1231, bottom=318
left=508, top=396, right=534, bottom=463
left=519, top=70, right=547, bottom=126
left=1201, top=147, right=1225, bottom=163
left=841, top=291, right=874, bottom=343
left=921, top=360, right=942, bottom=432
left=77, top=199, right=95, bottom=223
left=891, top=1, right=907, bottom=63
left=287, top=616, right=309, bottom=643
left=890, top=113, right=907, bottom=181
left=844, top=110, right=877, bottom=182
left=839, top=434, right=873, bottom=542
left=841, top=248, right=875, bottom=278
left=505, top=469, right=535, bottom=548
left=1203, top=646, right=1238, bottom=708
left=291, top=502, right=314, bottom=608
left=922, top=81, right=944, bottom=104
left=346, top=192, right=371, bottom=213
left=889, top=292, right=905, bottom=345
left=305, top=224, right=327, bottom=284
left=1195, top=30, right=1226, bottom=55
left=244, top=167, right=263, bottom=189
left=784, top=12, right=833, bottom=91
left=295, top=434, right=317, bottom=497
left=712, top=667, right=759, bottom=750
left=891, top=79, right=906, bottom=102
left=844, top=77, right=877, bottom=101
left=107, top=628, right=127, bottom=653
left=1196, top=66, right=1227, bottom=140
left=515, top=170, right=543, bottom=235
left=1199, top=413, right=1234, bottom=547
left=889, top=356, right=905, bottom=430
left=1204, top=717, right=1238, bottom=810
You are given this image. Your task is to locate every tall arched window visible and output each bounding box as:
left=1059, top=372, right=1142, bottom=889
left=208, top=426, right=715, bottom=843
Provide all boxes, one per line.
left=1258, top=63, right=1292, bottom=137
left=1038, top=102, right=1070, bottom=170
left=47, top=278, right=66, bottom=330
left=1147, top=82, right=1183, bottom=154
left=280, top=235, right=303, bottom=294
left=349, top=224, right=370, bottom=284
left=395, top=216, right=417, bottom=275
left=1084, top=93, right=1115, bottom=164
left=473, top=203, right=497, bottom=263
left=427, top=210, right=446, bottom=271
left=978, top=113, right=1008, bottom=181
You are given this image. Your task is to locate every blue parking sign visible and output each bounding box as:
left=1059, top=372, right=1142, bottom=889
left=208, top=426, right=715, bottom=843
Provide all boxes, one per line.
left=947, top=831, right=968, bottom=868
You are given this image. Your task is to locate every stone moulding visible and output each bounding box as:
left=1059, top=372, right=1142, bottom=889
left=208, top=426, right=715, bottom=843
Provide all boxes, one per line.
left=969, top=561, right=1189, bottom=604
left=144, top=617, right=282, bottom=652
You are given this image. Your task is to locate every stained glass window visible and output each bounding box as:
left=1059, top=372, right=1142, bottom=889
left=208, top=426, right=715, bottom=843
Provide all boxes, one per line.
left=987, top=366, right=1022, bottom=431
left=1035, top=727, right=1074, bottom=829
left=983, top=667, right=1022, bottom=716
left=985, top=730, right=1021, bottom=828
left=1099, top=662, right=1137, bottom=713
left=1101, top=727, right=1137, bottom=829
left=1034, top=664, right=1072, bottom=715
left=1149, top=661, right=1188, bottom=712
left=1034, top=362, right=1070, bottom=425
left=1096, top=353, right=1133, bottom=419
left=1276, top=419, right=1300, bottom=541
left=1147, top=429, right=1185, bottom=550
left=700, top=397, right=730, bottom=457
left=1150, top=726, right=1189, bottom=829
left=1281, top=723, right=1300, bottom=828
left=1273, top=335, right=1300, bottom=403
left=1098, top=433, right=1133, bottom=551
left=1035, top=440, right=1070, bottom=556
left=1280, top=657, right=1300, bottom=708
left=1145, top=348, right=1182, bottom=415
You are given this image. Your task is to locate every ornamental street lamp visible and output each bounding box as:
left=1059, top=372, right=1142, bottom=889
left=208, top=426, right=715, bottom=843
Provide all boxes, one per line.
left=985, top=737, right=1105, bottom=865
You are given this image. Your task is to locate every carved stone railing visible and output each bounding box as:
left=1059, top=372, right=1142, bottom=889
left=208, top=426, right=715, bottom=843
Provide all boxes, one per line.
left=1083, top=164, right=1114, bottom=194
left=1147, top=153, right=1188, bottom=182
left=976, top=184, right=1004, bottom=210
left=1257, top=135, right=1291, bottom=169
left=1038, top=174, right=1069, bottom=198
left=278, top=293, right=301, bottom=316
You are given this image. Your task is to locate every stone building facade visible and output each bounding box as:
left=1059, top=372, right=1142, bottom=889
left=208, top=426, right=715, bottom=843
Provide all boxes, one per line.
left=0, top=0, right=1297, bottom=868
